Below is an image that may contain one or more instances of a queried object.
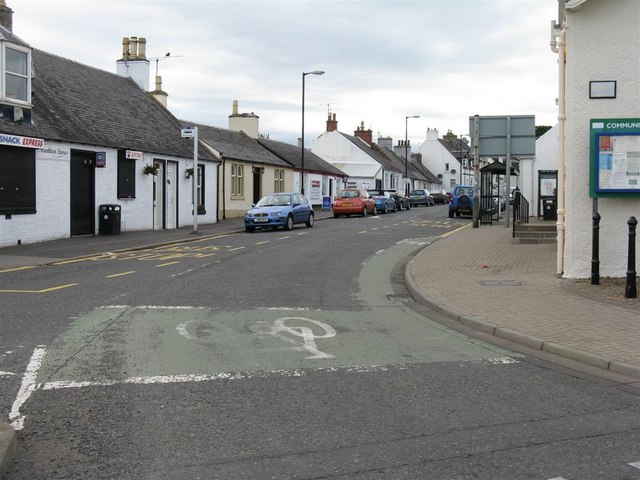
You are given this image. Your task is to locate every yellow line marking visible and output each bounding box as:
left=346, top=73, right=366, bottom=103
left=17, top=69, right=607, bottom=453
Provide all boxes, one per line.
left=228, top=247, right=245, bottom=252
left=0, top=283, right=78, bottom=293
left=156, top=261, right=180, bottom=267
left=106, top=271, right=136, bottom=278
left=441, top=223, right=471, bottom=238
left=255, top=241, right=270, bottom=245
left=0, top=266, right=37, bottom=274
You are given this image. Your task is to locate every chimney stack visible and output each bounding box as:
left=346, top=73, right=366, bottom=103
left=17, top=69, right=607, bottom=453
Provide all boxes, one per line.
left=116, top=36, right=150, bottom=91
left=228, top=100, right=260, bottom=138
left=377, top=136, right=393, bottom=150
left=0, top=0, right=13, bottom=31
left=354, top=121, right=372, bottom=146
left=326, top=113, right=338, bottom=132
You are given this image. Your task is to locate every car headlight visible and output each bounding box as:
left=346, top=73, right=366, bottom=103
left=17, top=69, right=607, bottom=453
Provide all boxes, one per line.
left=272, top=212, right=282, bottom=219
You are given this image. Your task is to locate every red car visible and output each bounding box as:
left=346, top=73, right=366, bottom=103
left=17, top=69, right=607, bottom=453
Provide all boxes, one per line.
left=333, top=189, right=377, bottom=217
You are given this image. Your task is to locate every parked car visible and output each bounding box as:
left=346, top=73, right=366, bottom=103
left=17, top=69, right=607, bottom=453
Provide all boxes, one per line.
left=332, top=189, right=377, bottom=217
left=409, top=189, right=434, bottom=207
left=383, top=190, right=411, bottom=210
left=448, top=184, right=474, bottom=218
left=432, top=190, right=450, bottom=204
left=367, top=190, right=397, bottom=214
left=244, top=192, right=314, bottom=232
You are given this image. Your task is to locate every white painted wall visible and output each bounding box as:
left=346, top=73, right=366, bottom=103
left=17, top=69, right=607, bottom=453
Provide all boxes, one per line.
left=0, top=141, right=218, bottom=247
left=564, top=0, right=640, bottom=278
left=418, top=129, right=459, bottom=191
left=520, top=124, right=559, bottom=217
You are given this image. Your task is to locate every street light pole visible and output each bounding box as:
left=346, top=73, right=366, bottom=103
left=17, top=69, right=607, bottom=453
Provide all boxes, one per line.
left=301, top=70, right=324, bottom=195
left=405, top=115, right=420, bottom=195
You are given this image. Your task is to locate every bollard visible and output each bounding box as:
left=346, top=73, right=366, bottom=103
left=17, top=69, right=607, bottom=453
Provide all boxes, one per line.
left=625, top=216, right=637, bottom=299
left=591, top=212, right=600, bottom=285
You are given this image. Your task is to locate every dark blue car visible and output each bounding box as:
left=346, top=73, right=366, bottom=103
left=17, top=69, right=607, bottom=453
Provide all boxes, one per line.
left=244, top=192, right=314, bottom=232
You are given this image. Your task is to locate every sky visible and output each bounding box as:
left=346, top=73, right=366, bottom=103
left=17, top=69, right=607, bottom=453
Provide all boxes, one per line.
left=12, top=0, right=560, bottom=150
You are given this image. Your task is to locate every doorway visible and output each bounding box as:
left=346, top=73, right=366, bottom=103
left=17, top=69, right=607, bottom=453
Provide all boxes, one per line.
left=153, top=161, right=164, bottom=230
left=252, top=167, right=263, bottom=204
left=70, top=150, right=95, bottom=236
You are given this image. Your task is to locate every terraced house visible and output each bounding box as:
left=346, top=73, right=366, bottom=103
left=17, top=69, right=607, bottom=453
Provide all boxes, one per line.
left=0, top=8, right=218, bottom=247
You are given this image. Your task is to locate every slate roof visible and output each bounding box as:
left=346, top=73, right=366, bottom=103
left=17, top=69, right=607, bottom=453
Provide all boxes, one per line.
left=186, top=122, right=289, bottom=167
left=0, top=46, right=214, bottom=161
left=371, top=143, right=428, bottom=182
left=341, top=133, right=402, bottom=174
left=257, top=138, right=346, bottom=177
left=438, top=137, right=471, bottom=161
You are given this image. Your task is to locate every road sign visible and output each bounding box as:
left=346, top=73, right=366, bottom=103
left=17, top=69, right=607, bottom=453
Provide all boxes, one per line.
left=181, top=127, right=195, bottom=138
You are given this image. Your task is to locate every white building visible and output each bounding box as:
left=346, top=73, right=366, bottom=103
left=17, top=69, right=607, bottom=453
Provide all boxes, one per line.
left=519, top=124, right=559, bottom=218
left=557, top=0, right=640, bottom=278
left=418, top=129, right=473, bottom=191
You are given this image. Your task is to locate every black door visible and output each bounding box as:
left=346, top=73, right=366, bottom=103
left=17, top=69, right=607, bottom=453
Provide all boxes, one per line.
left=70, top=150, right=95, bottom=235
left=253, top=168, right=262, bottom=204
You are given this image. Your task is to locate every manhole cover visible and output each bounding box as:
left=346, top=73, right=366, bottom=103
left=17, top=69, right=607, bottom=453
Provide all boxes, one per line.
left=480, top=280, right=521, bottom=287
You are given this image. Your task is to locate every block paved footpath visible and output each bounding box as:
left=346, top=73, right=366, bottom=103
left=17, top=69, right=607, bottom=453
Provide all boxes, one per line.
left=405, top=221, right=640, bottom=381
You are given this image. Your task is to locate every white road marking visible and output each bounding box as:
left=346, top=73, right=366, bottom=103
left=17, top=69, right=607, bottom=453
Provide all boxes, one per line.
left=9, top=345, right=46, bottom=430
left=629, top=461, right=640, bottom=469
left=547, top=477, right=568, bottom=480
left=100, top=305, right=210, bottom=310
left=0, top=371, right=16, bottom=376
left=255, top=317, right=336, bottom=359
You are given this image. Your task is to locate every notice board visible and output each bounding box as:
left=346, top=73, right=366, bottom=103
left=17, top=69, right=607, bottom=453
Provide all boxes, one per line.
left=590, top=118, right=640, bottom=197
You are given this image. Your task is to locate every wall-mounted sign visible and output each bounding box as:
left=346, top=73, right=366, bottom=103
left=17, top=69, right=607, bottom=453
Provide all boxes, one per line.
left=0, top=133, right=44, bottom=149
left=181, top=126, right=195, bottom=138
left=125, top=150, right=143, bottom=160
left=590, top=118, right=640, bottom=197
left=96, top=151, right=106, bottom=168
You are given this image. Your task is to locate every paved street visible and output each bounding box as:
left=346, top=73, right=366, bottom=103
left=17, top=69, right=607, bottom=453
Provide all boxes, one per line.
left=1, top=206, right=639, bottom=479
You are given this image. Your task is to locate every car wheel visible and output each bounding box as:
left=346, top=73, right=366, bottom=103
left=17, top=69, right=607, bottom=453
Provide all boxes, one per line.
left=306, top=212, right=314, bottom=228
left=362, top=206, right=368, bottom=217
left=406, top=203, right=411, bottom=210
left=372, top=206, right=378, bottom=215
left=285, top=215, right=294, bottom=230
left=448, top=209, right=454, bottom=218
left=383, top=204, right=388, bottom=214
left=456, top=211, right=461, bottom=217
left=246, top=226, right=256, bottom=232
left=333, top=213, right=339, bottom=218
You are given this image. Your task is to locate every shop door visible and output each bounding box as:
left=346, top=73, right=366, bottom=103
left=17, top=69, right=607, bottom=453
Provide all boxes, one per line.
left=70, top=150, right=95, bottom=236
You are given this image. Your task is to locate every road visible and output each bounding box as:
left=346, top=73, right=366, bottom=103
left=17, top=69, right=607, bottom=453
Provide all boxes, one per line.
left=1, top=205, right=639, bottom=479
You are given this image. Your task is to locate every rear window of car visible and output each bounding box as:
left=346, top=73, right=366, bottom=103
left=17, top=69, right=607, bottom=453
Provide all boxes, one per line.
left=410, top=190, right=424, bottom=195
left=338, top=190, right=359, bottom=198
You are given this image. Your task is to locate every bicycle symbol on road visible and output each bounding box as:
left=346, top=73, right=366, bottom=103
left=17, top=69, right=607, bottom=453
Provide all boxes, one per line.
left=256, top=317, right=336, bottom=359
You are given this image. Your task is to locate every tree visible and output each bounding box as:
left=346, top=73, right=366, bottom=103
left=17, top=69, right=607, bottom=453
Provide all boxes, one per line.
left=535, top=125, right=552, bottom=138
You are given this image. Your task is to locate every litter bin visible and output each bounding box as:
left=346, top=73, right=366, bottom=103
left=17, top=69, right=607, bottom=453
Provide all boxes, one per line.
left=543, top=199, right=557, bottom=221
left=99, top=204, right=121, bottom=235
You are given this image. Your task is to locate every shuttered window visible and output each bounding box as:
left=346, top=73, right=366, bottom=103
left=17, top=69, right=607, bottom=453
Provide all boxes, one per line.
left=0, top=145, right=36, bottom=214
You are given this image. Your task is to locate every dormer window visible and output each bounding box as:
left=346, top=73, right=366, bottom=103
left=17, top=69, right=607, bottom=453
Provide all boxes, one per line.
left=2, top=43, right=31, bottom=105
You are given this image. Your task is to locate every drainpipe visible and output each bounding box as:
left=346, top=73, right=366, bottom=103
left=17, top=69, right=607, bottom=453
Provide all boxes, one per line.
left=552, top=9, right=567, bottom=276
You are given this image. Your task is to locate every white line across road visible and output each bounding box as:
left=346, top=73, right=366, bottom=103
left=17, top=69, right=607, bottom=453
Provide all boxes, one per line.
left=9, top=345, right=46, bottom=430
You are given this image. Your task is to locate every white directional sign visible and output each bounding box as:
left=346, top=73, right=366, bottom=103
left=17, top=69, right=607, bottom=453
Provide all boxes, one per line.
left=181, top=126, right=195, bottom=138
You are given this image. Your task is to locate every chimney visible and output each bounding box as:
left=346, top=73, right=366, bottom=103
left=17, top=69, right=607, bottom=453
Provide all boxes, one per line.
left=426, top=128, right=439, bottom=142
left=326, top=113, right=338, bottom=132
left=377, top=136, right=393, bottom=150
left=354, top=120, right=372, bottom=145
left=116, top=36, right=150, bottom=91
left=443, top=130, right=458, bottom=142
left=394, top=140, right=410, bottom=159
left=228, top=100, right=260, bottom=139
left=150, top=75, right=168, bottom=108
left=0, top=0, right=13, bottom=31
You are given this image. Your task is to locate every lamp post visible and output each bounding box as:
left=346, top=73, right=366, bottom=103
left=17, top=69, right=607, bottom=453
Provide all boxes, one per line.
left=301, top=70, right=324, bottom=195
left=405, top=115, right=420, bottom=195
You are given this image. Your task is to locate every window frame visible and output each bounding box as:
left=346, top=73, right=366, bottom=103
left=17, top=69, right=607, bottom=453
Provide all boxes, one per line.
left=231, top=163, right=244, bottom=197
left=2, top=43, right=32, bottom=106
left=274, top=168, right=285, bottom=193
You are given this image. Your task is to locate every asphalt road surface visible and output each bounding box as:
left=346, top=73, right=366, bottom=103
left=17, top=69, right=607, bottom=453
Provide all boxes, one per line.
left=1, top=205, right=639, bottom=479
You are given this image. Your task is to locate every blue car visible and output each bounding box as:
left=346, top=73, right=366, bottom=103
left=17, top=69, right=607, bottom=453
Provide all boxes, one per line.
left=244, top=192, right=314, bottom=232
left=367, top=190, right=397, bottom=214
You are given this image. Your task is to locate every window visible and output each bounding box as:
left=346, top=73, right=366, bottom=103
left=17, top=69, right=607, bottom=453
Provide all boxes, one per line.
left=0, top=145, right=36, bottom=214
left=2, top=44, right=31, bottom=105
left=197, top=164, right=205, bottom=214
left=117, top=150, right=136, bottom=198
left=445, top=163, right=450, bottom=172
left=231, top=164, right=244, bottom=196
left=274, top=169, right=285, bottom=193
left=390, top=174, right=396, bottom=189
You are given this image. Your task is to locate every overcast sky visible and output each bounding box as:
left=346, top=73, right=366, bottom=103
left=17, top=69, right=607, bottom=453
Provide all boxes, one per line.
left=13, top=0, right=560, bottom=149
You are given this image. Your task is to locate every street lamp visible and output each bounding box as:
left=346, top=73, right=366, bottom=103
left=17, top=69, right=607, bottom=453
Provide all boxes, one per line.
left=405, top=115, right=420, bottom=195
left=301, top=70, right=325, bottom=195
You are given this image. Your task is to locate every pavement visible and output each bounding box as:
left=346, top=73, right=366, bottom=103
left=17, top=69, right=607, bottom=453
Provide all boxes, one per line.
left=1, top=210, right=639, bottom=476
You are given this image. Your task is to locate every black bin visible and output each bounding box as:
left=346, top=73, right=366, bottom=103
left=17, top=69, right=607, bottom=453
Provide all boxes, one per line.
left=543, top=199, right=557, bottom=221
left=99, top=204, right=121, bottom=235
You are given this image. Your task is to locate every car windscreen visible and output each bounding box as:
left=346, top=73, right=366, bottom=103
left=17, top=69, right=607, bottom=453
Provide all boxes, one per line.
left=256, top=194, right=292, bottom=207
